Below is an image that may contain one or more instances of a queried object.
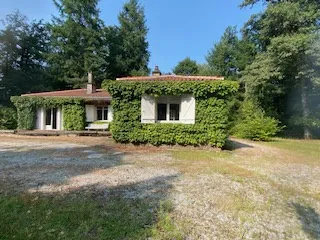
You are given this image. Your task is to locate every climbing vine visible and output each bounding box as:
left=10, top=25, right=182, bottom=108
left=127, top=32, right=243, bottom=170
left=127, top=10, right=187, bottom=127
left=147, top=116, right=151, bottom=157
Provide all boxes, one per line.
left=11, top=96, right=86, bottom=130
left=104, top=80, right=239, bottom=147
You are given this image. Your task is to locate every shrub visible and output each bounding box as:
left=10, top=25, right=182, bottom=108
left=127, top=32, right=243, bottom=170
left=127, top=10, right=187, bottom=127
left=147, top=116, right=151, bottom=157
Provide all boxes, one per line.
left=0, top=106, right=17, bottom=130
left=232, top=100, right=282, bottom=141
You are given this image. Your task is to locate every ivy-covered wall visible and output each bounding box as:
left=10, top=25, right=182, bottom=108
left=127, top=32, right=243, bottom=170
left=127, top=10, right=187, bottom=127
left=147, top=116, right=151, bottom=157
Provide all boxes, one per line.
left=104, top=80, right=239, bottom=147
left=11, top=96, right=86, bottom=131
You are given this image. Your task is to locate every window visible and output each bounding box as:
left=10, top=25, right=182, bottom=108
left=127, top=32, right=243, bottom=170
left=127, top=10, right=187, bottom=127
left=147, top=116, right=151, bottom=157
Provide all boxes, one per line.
left=141, top=94, right=195, bottom=124
left=45, top=109, right=51, bottom=125
left=97, top=107, right=108, bottom=121
left=156, top=98, right=180, bottom=122
left=170, top=104, right=179, bottom=120
left=157, top=104, right=167, bottom=121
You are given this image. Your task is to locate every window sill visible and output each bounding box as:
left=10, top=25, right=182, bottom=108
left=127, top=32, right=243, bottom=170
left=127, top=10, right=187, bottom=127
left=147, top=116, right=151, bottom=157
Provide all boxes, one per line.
left=156, top=120, right=181, bottom=124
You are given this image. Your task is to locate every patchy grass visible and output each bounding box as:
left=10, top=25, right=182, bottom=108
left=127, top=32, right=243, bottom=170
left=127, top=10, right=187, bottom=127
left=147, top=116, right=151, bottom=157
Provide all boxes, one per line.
left=265, top=138, right=320, bottom=163
left=0, top=193, right=182, bottom=240
left=172, top=150, right=255, bottom=179
left=1, top=136, right=320, bottom=239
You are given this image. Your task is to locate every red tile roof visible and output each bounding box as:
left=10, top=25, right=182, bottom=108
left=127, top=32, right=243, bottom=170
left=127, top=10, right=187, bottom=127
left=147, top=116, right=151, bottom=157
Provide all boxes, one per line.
left=22, top=89, right=111, bottom=100
left=116, top=75, right=224, bottom=81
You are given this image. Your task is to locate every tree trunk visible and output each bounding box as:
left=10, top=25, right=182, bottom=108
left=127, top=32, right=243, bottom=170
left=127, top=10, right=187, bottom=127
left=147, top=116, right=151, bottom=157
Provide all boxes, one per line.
left=301, top=78, right=311, bottom=139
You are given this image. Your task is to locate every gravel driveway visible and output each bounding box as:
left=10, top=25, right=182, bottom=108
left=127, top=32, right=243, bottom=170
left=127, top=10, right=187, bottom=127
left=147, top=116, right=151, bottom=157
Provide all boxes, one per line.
left=1, top=135, right=320, bottom=240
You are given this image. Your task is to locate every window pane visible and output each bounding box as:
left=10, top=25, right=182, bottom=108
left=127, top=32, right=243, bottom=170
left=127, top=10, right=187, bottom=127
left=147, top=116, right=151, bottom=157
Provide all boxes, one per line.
left=97, top=107, right=102, bottom=120
left=103, top=108, right=108, bottom=120
left=157, top=104, right=167, bottom=120
left=45, top=109, right=51, bottom=125
left=170, top=104, right=180, bottom=121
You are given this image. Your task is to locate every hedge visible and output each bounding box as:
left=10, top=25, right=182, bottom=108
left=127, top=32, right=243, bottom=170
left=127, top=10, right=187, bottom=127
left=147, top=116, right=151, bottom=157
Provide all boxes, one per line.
left=104, top=80, right=239, bottom=147
left=11, top=96, right=86, bottom=131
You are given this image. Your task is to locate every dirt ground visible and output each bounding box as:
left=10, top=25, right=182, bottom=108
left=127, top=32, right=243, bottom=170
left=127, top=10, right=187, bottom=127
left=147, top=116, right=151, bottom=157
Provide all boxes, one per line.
left=0, top=135, right=320, bottom=239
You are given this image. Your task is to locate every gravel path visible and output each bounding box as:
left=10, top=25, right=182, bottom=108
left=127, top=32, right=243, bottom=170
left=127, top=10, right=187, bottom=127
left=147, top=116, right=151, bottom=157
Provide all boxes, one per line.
left=0, top=135, right=319, bottom=240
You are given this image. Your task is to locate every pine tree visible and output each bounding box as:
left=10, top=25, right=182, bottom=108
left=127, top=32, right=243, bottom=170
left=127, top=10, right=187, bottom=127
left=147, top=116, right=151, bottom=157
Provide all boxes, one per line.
left=116, top=0, right=150, bottom=77
left=206, top=26, right=240, bottom=79
left=49, top=0, right=108, bottom=87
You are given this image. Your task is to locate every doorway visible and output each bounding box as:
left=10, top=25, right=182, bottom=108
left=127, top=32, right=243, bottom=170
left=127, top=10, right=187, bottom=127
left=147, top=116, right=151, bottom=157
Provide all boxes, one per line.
left=45, top=108, right=57, bottom=130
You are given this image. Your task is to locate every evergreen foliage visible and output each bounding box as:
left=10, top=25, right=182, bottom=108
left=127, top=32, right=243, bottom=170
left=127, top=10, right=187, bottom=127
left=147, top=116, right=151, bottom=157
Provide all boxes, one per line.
left=115, top=0, right=150, bottom=77
left=173, top=57, right=199, bottom=76
left=232, top=100, right=281, bottom=141
left=0, top=11, right=52, bottom=105
left=241, top=0, right=320, bottom=138
left=0, top=107, right=17, bottom=130
left=206, top=26, right=256, bottom=79
left=49, top=0, right=108, bottom=87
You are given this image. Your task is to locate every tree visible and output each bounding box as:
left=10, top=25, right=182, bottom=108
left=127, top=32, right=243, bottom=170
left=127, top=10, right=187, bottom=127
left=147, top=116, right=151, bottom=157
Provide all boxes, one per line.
left=206, top=26, right=239, bottom=78
left=241, top=0, right=320, bottom=138
left=173, top=57, right=199, bottom=75
left=0, top=11, right=51, bottom=105
left=116, top=0, right=150, bottom=77
left=49, top=0, right=108, bottom=87
left=206, top=26, right=255, bottom=79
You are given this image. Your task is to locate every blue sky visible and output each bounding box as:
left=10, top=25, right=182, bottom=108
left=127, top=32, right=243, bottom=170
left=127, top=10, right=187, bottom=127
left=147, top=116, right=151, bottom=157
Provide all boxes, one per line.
left=0, top=0, right=263, bottom=73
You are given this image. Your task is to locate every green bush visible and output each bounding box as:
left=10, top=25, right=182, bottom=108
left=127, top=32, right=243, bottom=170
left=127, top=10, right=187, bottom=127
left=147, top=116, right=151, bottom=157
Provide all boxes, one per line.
left=0, top=106, right=17, bottom=130
left=105, top=80, right=239, bottom=147
left=232, top=100, right=282, bottom=141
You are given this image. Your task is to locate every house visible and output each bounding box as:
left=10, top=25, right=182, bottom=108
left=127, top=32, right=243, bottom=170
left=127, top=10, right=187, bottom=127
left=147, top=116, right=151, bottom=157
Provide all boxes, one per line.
left=12, top=73, right=112, bottom=131
left=105, top=67, right=239, bottom=147
left=12, top=67, right=238, bottom=147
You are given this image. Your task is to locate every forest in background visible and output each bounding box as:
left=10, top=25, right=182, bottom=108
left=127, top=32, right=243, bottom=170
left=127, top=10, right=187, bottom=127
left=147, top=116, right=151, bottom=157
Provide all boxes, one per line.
left=0, top=0, right=319, bottom=139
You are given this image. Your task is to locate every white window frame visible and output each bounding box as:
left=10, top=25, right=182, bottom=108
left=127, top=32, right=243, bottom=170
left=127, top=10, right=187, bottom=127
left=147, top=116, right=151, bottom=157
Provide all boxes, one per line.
left=96, top=106, right=108, bottom=121
left=156, top=96, right=181, bottom=123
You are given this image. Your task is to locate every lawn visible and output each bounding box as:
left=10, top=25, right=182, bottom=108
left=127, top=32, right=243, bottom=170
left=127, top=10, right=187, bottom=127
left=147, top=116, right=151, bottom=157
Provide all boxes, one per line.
left=0, top=135, right=319, bottom=239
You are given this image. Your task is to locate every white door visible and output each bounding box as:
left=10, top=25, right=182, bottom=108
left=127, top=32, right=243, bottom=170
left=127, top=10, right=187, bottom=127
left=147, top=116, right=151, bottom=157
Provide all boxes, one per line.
left=45, top=108, right=58, bottom=130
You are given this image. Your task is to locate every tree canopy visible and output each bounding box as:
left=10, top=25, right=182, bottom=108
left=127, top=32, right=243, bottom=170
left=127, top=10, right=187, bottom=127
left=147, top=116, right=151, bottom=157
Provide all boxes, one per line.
left=0, top=11, right=52, bottom=104
left=241, top=0, right=320, bottom=138
left=173, top=57, right=199, bottom=75
left=116, top=0, right=150, bottom=77
left=48, top=0, right=108, bottom=88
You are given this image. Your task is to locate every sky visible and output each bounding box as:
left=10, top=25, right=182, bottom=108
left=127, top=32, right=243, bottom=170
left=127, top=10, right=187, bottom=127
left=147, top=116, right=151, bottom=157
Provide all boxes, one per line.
left=0, top=0, right=264, bottom=73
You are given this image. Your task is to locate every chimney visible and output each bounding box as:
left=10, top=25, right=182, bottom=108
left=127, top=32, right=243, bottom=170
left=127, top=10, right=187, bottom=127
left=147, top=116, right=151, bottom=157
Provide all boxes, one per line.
left=87, top=72, right=96, bottom=94
left=152, top=66, right=161, bottom=76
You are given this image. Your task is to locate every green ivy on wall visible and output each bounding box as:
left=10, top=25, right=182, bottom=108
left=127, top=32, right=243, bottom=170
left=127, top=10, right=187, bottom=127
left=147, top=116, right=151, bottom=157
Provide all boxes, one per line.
left=62, top=104, right=86, bottom=130
left=11, top=96, right=86, bottom=131
left=104, top=80, right=239, bottom=147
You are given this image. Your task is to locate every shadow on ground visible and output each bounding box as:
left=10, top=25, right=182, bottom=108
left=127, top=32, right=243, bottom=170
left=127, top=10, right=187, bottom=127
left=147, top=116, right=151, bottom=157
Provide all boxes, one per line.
left=223, top=139, right=254, bottom=151
left=291, top=202, right=320, bottom=239
left=0, top=141, right=181, bottom=239
left=0, top=144, right=125, bottom=193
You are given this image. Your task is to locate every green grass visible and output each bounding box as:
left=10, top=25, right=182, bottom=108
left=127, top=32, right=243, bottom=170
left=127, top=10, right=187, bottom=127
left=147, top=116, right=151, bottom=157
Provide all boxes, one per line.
left=266, top=138, right=320, bottom=160
left=0, top=193, right=182, bottom=240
